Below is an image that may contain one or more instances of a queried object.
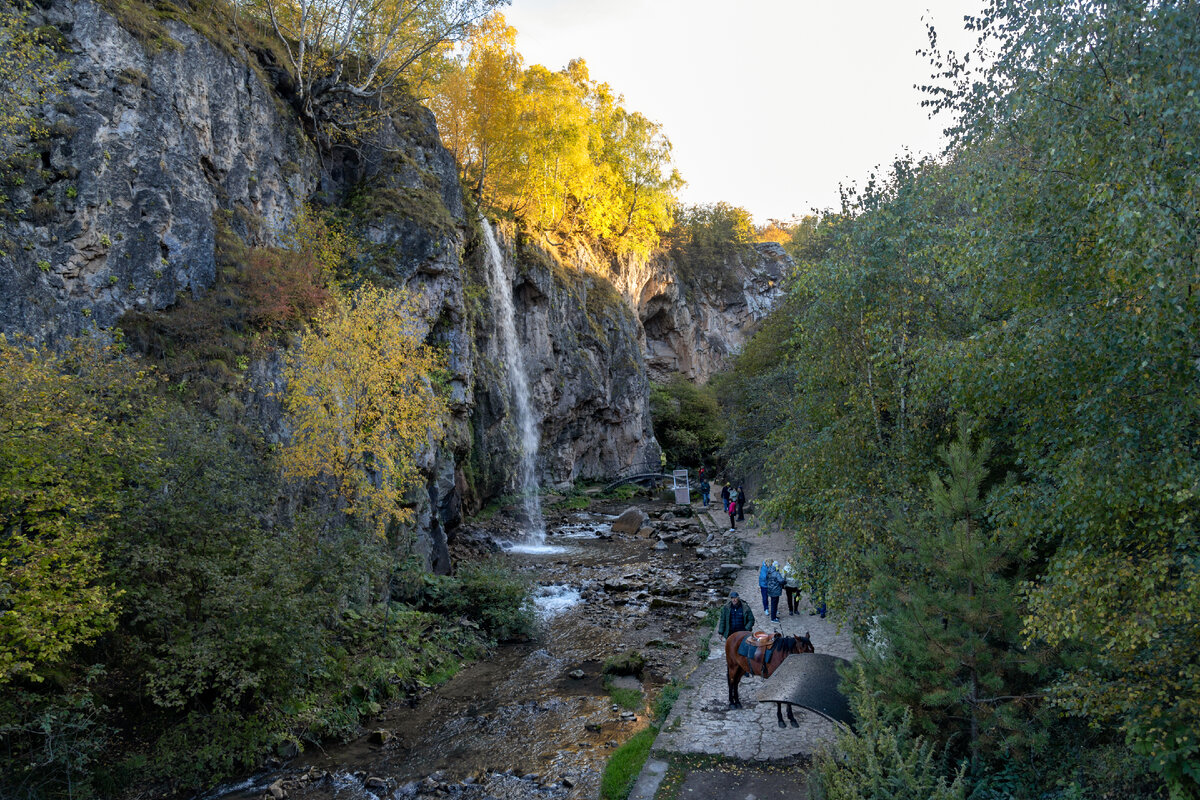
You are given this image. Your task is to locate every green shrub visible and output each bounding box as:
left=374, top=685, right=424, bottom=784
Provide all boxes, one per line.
left=149, top=708, right=280, bottom=788
left=809, top=666, right=966, bottom=800
left=0, top=675, right=111, bottom=800
left=418, top=560, right=535, bottom=641
left=599, top=725, right=659, bottom=800
left=649, top=376, right=724, bottom=469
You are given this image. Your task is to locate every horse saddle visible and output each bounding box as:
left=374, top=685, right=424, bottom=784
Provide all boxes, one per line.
left=738, top=632, right=778, bottom=678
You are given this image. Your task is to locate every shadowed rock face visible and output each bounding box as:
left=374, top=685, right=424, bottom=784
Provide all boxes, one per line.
left=469, top=228, right=660, bottom=497
left=0, top=0, right=319, bottom=344
left=2, top=0, right=787, bottom=565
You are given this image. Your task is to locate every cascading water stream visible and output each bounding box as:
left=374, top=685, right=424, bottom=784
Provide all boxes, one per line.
left=480, top=218, right=557, bottom=552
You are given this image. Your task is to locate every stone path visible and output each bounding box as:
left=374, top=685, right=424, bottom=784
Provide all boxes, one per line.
left=629, top=506, right=855, bottom=800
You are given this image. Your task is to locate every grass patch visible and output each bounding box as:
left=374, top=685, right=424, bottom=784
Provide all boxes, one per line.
left=422, top=660, right=463, bottom=686
left=653, top=680, right=682, bottom=723
left=552, top=494, right=591, bottom=511
left=600, top=725, right=659, bottom=800
left=652, top=753, right=812, bottom=800
left=469, top=499, right=503, bottom=521
left=605, top=679, right=643, bottom=711
left=603, top=483, right=640, bottom=501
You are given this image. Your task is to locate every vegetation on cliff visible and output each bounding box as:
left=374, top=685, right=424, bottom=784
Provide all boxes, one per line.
left=428, top=14, right=682, bottom=255
left=0, top=160, right=522, bottom=800
left=723, top=1, right=1200, bottom=795
left=649, top=376, right=724, bottom=470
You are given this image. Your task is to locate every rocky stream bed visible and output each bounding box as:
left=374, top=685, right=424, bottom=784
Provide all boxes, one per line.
left=210, top=498, right=745, bottom=800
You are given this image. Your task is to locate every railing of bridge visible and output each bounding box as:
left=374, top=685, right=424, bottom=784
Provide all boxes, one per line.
left=610, top=461, right=668, bottom=481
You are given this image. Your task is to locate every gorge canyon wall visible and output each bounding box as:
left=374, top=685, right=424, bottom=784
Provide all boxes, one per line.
left=0, top=0, right=790, bottom=566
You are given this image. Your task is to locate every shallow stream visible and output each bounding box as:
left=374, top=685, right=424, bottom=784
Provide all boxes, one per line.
left=209, top=502, right=732, bottom=800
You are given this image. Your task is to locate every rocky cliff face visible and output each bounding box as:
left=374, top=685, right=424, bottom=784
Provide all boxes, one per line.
left=472, top=229, right=659, bottom=495
left=0, top=0, right=664, bottom=567
left=614, top=243, right=791, bottom=385
left=0, top=0, right=318, bottom=343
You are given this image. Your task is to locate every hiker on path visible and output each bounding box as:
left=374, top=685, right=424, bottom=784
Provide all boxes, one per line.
left=765, top=560, right=785, bottom=623
left=699, top=477, right=710, bottom=507
left=758, top=560, right=771, bottom=615
left=782, top=559, right=801, bottom=615
left=717, top=590, right=755, bottom=638
left=720, top=483, right=730, bottom=508
left=727, top=496, right=737, bottom=531
left=736, top=484, right=747, bottom=521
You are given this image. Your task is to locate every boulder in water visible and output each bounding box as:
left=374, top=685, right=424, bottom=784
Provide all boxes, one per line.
left=612, top=506, right=648, bottom=534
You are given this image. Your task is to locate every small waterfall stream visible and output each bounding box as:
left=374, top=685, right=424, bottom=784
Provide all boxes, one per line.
left=480, top=219, right=554, bottom=551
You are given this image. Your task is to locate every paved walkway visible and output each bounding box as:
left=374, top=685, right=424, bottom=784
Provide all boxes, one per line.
left=629, top=506, right=855, bottom=799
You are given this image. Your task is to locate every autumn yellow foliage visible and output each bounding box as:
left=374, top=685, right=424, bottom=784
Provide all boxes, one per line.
left=0, top=336, right=156, bottom=685
left=280, top=286, right=446, bottom=535
left=0, top=3, right=67, bottom=149
left=429, top=14, right=682, bottom=254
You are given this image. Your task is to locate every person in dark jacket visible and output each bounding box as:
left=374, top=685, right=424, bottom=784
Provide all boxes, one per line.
left=717, top=591, right=755, bottom=638
left=736, top=485, right=747, bottom=521
left=699, top=478, right=710, bottom=507
left=765, top=561, right=785, bottom=623
left=720, top=483, right=731, bottom=507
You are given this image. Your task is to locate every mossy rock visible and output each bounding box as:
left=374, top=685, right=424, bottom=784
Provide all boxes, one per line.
left=352, top=185, right=457, bottom=239
left=602, top=651, right=646, bottom=677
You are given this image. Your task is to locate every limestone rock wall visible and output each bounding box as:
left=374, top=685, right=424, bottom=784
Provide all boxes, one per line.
left=467, top=227, right=660, bottom=499
left=0, top=0, right=666, bottom=565
left=613, top=243, right=792, bottom=385
left=0, top=0, right=788, bottom=565
left=0, top=0, right=318, bottom=343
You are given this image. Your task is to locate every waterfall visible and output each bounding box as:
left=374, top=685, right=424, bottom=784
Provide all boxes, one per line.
left=480, top=218, right=549, bottom=548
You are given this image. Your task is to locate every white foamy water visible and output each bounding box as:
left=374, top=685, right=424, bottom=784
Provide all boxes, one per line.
left=532, top=584, right=583, bottom=619
left=553, top=521, right=614, bottom=539
left=501, top=541, right=567, bottom=555
left=481, top=219, right=546, bottom=547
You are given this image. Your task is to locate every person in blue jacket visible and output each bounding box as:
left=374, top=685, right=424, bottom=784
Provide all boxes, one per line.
left=758, top=559, right=771, bottom=615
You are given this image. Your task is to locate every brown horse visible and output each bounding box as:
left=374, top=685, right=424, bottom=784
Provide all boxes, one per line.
left=724, top=630, right=814, bottom=726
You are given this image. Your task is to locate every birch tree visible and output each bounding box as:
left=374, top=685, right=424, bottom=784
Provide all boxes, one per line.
left=252, top=0, right=506, bottom=113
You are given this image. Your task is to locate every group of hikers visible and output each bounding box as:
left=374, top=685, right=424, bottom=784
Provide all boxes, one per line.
left=690, top=465, right=828, bottom=635
left=716, top=558, right=818, bottom=634
left=696, top=467, right=747, bottom=531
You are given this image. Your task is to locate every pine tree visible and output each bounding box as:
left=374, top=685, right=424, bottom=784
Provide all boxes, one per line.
left=859, top=416, right=1045, bottom=776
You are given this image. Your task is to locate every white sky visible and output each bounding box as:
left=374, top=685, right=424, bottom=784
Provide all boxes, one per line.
left=502, top=0, right=983, bottom=223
